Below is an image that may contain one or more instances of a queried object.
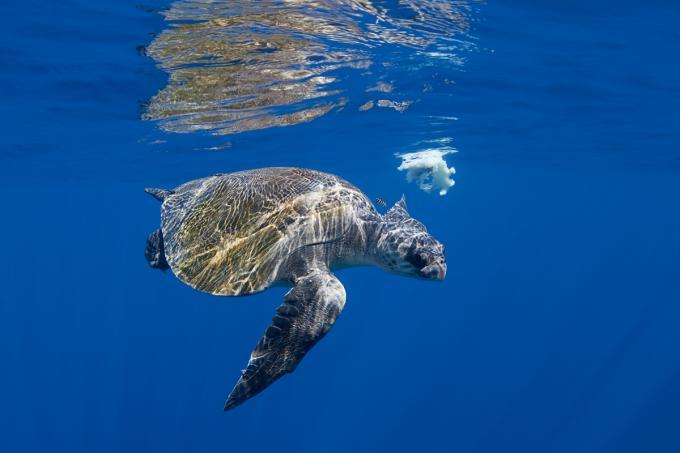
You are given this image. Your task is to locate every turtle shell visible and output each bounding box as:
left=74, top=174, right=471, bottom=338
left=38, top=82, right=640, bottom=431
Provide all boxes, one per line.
left=160, top=167, right=371, bottom=296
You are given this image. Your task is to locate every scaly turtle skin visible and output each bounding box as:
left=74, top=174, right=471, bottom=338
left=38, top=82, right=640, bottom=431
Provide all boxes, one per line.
left=145, top=167, right=446, bottom=410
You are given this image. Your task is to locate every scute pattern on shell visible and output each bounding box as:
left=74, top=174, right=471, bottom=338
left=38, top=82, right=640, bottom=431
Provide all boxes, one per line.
left=160, top=168, right=372, bottom=295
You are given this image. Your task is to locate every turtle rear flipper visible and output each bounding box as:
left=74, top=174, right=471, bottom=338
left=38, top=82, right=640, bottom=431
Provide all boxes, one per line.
left=145, top=228, right=169, bottom=271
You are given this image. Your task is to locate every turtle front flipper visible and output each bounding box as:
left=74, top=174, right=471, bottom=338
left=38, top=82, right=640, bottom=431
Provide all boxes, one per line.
left=224, top=269, right=346, bottom=410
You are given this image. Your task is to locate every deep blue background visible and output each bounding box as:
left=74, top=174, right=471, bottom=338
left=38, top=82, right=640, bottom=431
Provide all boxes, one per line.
left=1, top=1, right=679, bottom=452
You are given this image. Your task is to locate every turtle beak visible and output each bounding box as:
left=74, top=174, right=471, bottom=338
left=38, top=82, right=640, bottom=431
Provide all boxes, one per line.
left=420, top=261, right=446, bottom=281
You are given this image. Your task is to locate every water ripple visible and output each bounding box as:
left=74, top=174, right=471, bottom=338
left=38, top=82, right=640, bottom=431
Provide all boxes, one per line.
left=143, top=0, right=477, bottom=135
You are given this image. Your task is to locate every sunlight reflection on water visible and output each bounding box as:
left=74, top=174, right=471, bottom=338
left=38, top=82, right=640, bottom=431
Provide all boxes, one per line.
left=143, top=0, right=477, bottom=135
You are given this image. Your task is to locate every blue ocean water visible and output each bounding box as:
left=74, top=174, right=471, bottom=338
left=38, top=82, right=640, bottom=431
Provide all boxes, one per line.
left=1, top=0, right=679, bottom=452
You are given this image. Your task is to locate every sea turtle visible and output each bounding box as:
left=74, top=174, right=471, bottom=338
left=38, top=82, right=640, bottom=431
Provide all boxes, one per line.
left=144, top=167, right=446, bottom=410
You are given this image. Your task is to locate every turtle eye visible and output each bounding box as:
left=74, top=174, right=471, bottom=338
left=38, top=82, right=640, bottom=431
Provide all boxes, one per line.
left=406, top=248, right=428, bottom=269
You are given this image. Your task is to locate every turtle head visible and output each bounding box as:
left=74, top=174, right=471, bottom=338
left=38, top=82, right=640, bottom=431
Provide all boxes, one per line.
left=374, top=196, right=446, bottom=281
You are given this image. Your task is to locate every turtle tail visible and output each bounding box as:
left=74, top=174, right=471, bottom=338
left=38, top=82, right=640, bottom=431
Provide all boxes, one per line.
left=145, top=228, right=170, bottom=271
left=144, top=187, right=174, bottom=202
